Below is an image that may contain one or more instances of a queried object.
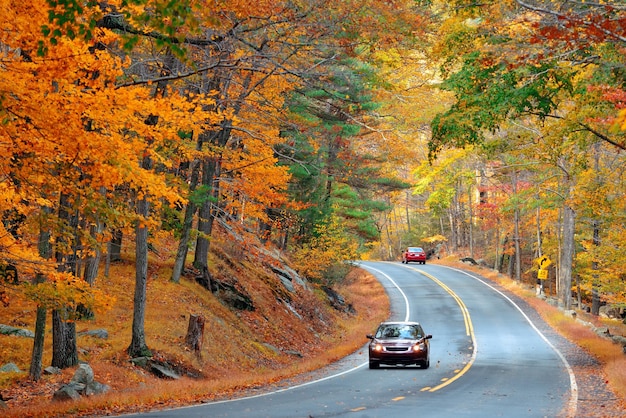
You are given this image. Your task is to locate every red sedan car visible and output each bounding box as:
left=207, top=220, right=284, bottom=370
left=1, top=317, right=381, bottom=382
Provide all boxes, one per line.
left=367, top=321, right=432, bottom=369
left=402, top=247, right=426, bottom=264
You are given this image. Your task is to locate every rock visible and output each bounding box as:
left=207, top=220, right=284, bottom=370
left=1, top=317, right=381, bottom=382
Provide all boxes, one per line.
left=84, top=381, right=111, bottom=396
left=71, top=363, right=94, bottom=385
left=77, top=329, right=109, bottom=339
left=150, top=363, right=180, bottom=380
left=322, top=286, right=356, bottom=314
left=283, top=350, right=303, bottom=358
left=595, top=326, right=611, bottom=337
left=611, top=335, right=626, bottom=347
left=129, top=356, right=150, bottom=368
left=599, top=305, right=623, bottom=319
left=52, top=384, right=82, bottom=402
left=0, top=324, right=34, bottom=338
left=44, top=366, right=61, bottom=375
left=0, top=363, right=21, bottom=373
left=460, top=257, right=478, bottom=265
left=261, top=343, right=281, bottom=355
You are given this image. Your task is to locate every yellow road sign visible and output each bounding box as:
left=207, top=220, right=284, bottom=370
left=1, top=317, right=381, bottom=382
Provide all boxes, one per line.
left=537, top=255, right=552, bottom=269
left=537, top=269, right=548, bottom=280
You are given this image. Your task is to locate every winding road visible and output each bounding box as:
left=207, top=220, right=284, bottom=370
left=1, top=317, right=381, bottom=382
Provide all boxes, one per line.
left=132, top=262, right=577, bottom=418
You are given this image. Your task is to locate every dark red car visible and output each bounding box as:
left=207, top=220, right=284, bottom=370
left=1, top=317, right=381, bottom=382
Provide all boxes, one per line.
left=367, top=321, right=432, bottom=369
left=402, top=247, right=426, bottom=264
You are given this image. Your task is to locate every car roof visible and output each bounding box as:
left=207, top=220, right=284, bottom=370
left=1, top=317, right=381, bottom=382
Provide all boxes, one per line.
left=379, top=321, right=422, bottom=326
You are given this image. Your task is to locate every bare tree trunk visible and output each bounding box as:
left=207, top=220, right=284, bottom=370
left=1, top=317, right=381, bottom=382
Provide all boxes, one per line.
left=591, top=220, right=601, bottom=315
left=468, top=184, right=474, bottom=258
left=512, top=171, right=522, bottom=281
left=30, top=213, right=52, bottom=381
left=559, top=205, right=575, bottom=309
left=51, top=310, right=77, bottom=369
left=51, top=193, right=79, bottom=368
left=185, top=314, right=205, bottom=355
left=128, top=194, right=152, bottom=358
left=494, top=224, right=501, bottom=271
left=172, top=156, right=202, bottom=283
left=405, top=190, right=411, bottom=234
left=109, top=229, right=123, bottom=262
left=128, top=118, right=156, bottom=357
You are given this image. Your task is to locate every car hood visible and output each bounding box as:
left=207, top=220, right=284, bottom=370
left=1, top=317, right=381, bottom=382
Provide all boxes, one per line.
left=373, top=338, right=422, bottom=345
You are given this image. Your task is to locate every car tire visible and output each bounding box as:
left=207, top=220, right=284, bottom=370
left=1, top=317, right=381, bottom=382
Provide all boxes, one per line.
left=421, top=359, right=429, bottom=369
left=369, top=361, right=380, bottom=369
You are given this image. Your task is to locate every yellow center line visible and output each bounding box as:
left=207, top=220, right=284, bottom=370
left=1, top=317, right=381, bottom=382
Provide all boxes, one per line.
left=414, top=268, right=478, bottom=392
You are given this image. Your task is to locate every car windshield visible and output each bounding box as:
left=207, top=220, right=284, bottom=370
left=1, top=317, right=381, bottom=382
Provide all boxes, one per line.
left=407, top=247, right=422, bottom=252
left=376, top=324, right=422, bottom=339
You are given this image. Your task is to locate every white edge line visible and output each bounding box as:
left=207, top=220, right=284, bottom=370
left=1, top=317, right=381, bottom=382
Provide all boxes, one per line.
left=438, top=265, right=578, bottom=418
left=360, top=264, right=411, bottom=322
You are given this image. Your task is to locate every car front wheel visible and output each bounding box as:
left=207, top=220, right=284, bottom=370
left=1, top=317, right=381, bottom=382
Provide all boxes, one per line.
left=369, top=361, right=380, bottom=369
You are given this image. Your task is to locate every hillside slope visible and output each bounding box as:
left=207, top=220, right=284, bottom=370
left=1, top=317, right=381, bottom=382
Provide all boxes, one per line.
left=0, top=227, right=389, bottom=417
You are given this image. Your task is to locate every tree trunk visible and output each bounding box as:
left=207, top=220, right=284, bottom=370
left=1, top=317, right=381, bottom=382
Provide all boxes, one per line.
left=512, top=171, right=522, bottom=281
left=591, top=219, right=601, bottom=315
left=51, top=193, right=79, bottom=369
left=185, top=314, right=205, bottom=355
left=194, top=158, right=218, bottom=270
left=172, top=157, right=202, bottom=283
left=30, top=217, right=52, bottom=381
left=559, top=205, right=575, bottom=309
left=128, top=195, right=152, bottom=358
left=29, top=305, right=46, bottom=380
left=51, top=310, right=77, bottom=369
left=109, top=229, right=123, bottom=262
left=128, top=136, right=154, bottom=358
left=468, top=184, right=474, bottom=258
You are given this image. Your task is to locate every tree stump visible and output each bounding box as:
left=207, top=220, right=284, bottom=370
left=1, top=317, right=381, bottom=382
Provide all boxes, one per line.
left=185, top=314, right=205, bottom=355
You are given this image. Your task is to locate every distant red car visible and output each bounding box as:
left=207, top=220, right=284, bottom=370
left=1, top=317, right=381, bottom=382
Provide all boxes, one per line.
left=402, top=247, right=426, bottom=264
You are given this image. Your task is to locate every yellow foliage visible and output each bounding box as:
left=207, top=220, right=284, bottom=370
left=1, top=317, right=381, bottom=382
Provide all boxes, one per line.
left=292, top=214, right=359, bottom=283
left=24, top=272, right=115, bottom=317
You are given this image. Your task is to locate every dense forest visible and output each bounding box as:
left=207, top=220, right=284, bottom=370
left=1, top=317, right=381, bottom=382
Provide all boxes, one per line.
left=1, top=0, right=625, bottom=384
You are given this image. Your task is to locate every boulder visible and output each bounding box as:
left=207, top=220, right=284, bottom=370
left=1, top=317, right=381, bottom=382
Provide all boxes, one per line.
left=77, top=329, right=109, bottom=339
left=0, top=363, right=21, bottom=373
left=150, top=363, right=180, bottom=380
left=129, top=356, right=150, bottom=368
left=0, top=324, right=34, bottom=338
left=52, top=363, right=110, bottom=401
left=53, top=384, right=82, bottom=402
left=595, top=326, right=611, bottom=338
left=71, top=363, right=94, bottom=385
left=84, top=381, right=111, bottom=396
left=44, top=366, right=62, bottom=375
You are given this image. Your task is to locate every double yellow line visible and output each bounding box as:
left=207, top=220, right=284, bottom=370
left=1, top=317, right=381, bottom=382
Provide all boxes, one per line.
left=414, top=268, right=477, bottom=392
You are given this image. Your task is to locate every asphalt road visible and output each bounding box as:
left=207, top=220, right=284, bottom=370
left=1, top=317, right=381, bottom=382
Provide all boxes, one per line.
left=130, top=262, right=576, bottom=418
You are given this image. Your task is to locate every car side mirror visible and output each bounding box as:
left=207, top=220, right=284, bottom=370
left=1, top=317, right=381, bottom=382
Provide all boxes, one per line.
left=424, top=334, right=432, bottom=340
left=366, top=334, right=375, bottom=340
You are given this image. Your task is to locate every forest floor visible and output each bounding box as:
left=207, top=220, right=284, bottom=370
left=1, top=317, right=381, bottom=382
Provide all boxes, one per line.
left=1, top=255, right=625, bottom=417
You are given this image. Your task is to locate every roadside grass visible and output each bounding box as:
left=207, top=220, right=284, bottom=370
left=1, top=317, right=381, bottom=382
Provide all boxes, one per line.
left=435, top=256, right=626, bottom=405
left=1, top=250, right=388, bottom=418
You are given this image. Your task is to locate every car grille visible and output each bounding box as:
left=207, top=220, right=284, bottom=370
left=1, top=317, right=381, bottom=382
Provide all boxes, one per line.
left=385, top=347, right=409, bottom=352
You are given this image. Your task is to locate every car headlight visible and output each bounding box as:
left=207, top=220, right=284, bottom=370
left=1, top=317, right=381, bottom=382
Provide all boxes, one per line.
left=372, top=344, right=383, bottom=352
left=412, top=343, right=425, bottom=352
